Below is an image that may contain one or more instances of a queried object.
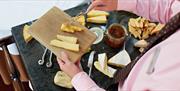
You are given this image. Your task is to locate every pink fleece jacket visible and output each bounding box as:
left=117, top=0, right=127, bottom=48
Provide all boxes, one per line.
left=71, top=0, right=180, bottom=91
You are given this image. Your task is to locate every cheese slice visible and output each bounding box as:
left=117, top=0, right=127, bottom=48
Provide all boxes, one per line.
left=23, top=25, right=33, bottom=43
left=129, top=18, right=137, bottom=27
left=151, top=23, right=165, bottom=35
left=134, top=40, right=148, bottom=48
left=73, top=15, right=85, bottom=26
left=54, top=71, right=73, bottom=88
left=94, top=61, right=117, bottom=78
left=87, top=10, right=109, bottom=17
left=57, top=35, right=77, bottom=44
left=128, top=25, right=141, bottom=38
left=87, top=16, right=107, bottom=24
left=50, top=39, right=79, bottom=52
left=60, top=23, right=83, bottom=33
left=60, top=24, right=74, bottom=33
left=70, top=25, right=82, bottom=31
left=98, top=53, right=108, bottom=70
left=108, top=50, right=131, bottom=67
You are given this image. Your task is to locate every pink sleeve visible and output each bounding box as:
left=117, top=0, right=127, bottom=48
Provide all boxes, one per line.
left=117, top=0, right=180, bottom=23
left=71, top=72, right=105, bottom=91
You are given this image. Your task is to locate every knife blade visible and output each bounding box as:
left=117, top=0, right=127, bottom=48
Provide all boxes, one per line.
left=87, top=51, right=96, bottom=76
left=146, top=47, right=161, bottom=74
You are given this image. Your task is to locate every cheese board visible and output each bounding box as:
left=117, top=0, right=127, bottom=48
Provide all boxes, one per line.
left=28, top=7, right=96, bottom=63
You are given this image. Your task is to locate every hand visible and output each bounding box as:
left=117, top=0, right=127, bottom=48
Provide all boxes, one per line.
left=87, top=0, right=118, bottom=12
left=57, top=52, right=82, bottom=78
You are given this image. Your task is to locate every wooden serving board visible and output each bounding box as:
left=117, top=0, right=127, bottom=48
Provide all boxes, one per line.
left=29, top=7, right=96, bottom=62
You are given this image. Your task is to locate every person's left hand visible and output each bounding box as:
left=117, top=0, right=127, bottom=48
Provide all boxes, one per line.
left=57, top=52, right=82, bottom=78
left=86, top=0, right=118, bottom=12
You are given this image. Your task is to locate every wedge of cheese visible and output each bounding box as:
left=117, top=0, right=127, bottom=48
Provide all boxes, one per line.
left=54, top=71, right=73, bottom=88
left=60, top=23, right=83, bottom=33
left=94, top=61, right=117, bottom=78
left=151, top=23, right=165, bottom=35
left=87, top=10, right=109, bottom=17
left=73, top=15, right=85, bottom=26
left=108, top=50, right=131, bottom=67
left=50, top=39, right=79, bottom=52
left=23, top=25, right=33, bottom=43
left=139, top=47, right=145, bottom=53
left=128, top=25, right=141, bottom=39
left=60, top=24, right=74, bottom=33
left=134, top=40, right=148, bottom=48
left=87, top=16, right=107, bottom=24
left=98, top=53, right=108, bottom=70
left=57, top=35, right=77, bottom=44
left=70, top=25, right=82, bottom=31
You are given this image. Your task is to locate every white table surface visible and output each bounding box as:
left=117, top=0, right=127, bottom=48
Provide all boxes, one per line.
left=0, top=0, right=88, bottom=54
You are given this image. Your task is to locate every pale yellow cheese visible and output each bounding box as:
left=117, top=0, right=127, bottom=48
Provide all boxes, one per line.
left=134, top=40, right=148, bottom=48
left=139, top=47, right=145, bottom=53
left=108, top=50, right=131, bottom=68
left=151, top=23, right=165, bottom=35
left=129, top=18, right=137, bottom=27
left=87, top=10, right=109, bottom=17
left=23, top=25, right=33, bottom=43
left=60, top=24, right=74, bottom=33
left=87, top=16, right=107, bottom=24
left=98, top=53, right=108, bottom=70
left=60, top=23, right=83, bottom=33
left=57, top=35, right=77, bottom=44
left=50, top=39, right=79, bottom=52
left=54, top=71, right=73, bottom=88
left=70, top=25, right=82, bottom=31
left=73, top=15, right=85, bottom=26
left=128, top=25, right=141, bottom=39
left=94, top=61, right=117, bottom=78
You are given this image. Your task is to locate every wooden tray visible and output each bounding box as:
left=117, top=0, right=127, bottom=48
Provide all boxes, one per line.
left=29, top=7, right=96, bottom=62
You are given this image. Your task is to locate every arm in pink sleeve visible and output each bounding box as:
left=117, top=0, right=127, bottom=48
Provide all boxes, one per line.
left=71, top=72, right=105, bottom=91
left=117, top=0, right=180, bottom=23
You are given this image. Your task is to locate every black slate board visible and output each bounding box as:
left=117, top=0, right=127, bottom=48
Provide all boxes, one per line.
left=80, top=11, right=141, bottom=90
left=11, top=3, right=142, bottom=91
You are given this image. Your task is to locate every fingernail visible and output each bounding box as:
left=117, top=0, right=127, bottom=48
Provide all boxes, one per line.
left=58, top=60, right=65, bottom=65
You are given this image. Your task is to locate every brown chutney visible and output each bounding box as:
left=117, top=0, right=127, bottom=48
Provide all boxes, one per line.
left=105, top=23, right=126, bottom=48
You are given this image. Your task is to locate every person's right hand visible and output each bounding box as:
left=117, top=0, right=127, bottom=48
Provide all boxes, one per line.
left=87, top=0, right=118, bottom=12
left=57, top=52, right=82, bottom=78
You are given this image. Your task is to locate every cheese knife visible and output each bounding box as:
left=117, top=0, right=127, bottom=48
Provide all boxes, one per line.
left=87, top=51, right=96, bottom=76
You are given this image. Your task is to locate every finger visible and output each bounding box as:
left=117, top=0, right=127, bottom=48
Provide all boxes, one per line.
left=86, top=4, right=93, bottom=13
left=86, top=0, right=104, bottom=12
left=75, top=61, right=83, bottom=70
left=60, top=51, right=71, bottom=63
left=93, top=6, right=112, bottom=11
left=75, top=61, right=80, bottom=65
left=57, top=59, right=65, bottom=71
left=93, top=0, right=104, bottom=6
left=93, top=6, right=106, bottom=11
left=57, top=58, right=65, bottom=66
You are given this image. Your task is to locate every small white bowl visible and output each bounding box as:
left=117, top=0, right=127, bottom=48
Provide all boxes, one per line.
left=89, top=27, right=104, bottom=44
